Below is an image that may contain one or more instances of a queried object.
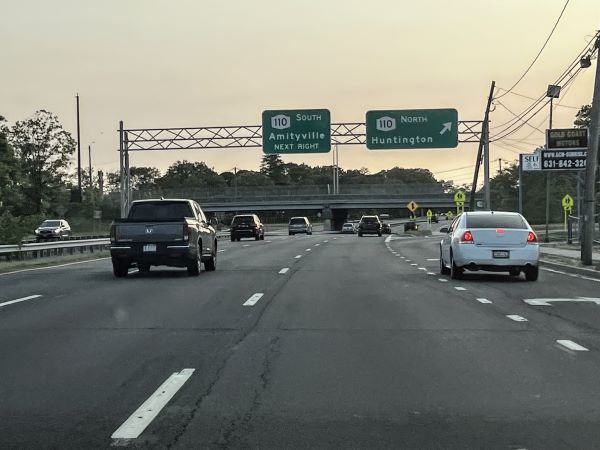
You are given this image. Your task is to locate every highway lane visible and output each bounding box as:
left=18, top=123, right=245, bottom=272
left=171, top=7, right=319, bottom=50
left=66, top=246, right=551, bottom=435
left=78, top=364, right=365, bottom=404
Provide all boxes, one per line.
left=2, top=231, right=600, bottom=448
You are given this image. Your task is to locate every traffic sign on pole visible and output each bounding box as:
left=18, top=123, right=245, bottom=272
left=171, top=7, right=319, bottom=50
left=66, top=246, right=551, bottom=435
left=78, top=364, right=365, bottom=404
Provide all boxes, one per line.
left=262, top=109, right=331, bottom=154
left=407, top=201, right=419, bottom=212
left=562, top=194, right=574, bottom=209
left=366, top=109, right=459, bottom=149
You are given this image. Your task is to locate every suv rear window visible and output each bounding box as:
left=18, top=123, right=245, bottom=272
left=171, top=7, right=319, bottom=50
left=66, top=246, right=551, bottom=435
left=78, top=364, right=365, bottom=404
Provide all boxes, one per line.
left=289, top=218, right=306, bottom=225
left=232, top=216, right=255, bottom=225
left=466, top=214, right=526, bottom=229
left=128, top=202, right=194, bottom=221
left=361, top=217, right=378, bottom=223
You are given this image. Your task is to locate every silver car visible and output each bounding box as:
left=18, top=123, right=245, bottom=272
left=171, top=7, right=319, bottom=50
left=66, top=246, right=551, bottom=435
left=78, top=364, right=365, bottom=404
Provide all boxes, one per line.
left=439, top=211, right=539, bottom=281
left=288, top=217, right=313, bottom=235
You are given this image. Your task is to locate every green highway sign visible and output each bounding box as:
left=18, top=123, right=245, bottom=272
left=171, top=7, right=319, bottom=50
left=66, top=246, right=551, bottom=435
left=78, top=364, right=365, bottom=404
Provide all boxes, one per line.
left=262, top=109, right=331, bottom=154
left=366, top=108, right=459, bottom=150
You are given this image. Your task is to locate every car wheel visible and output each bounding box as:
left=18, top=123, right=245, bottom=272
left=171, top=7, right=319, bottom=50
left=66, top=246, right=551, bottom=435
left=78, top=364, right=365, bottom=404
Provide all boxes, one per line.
left=260, top=234, right=265, bottom=240
left=231, top=235, right=235, bottom=242
left=509, top=269, right=520, bottom=277
left=237, top=237, right=241, bottom=242
left=525, top=266, right=539, bottom=281
left=187, top=249, right=201, bottom=276
left=138, top=264, right=150, bottom=273
left=255, top=235, right=260, bottom=241
left=204, top=247, right=217, bottom=271
left=289, top=232, right=292, bottom=236
left=440, top=249, right=450, bottom=275
left=378, top=232, right=382, bottom=237
left=450, top=253, right=463, bottom=280
left=112, top=259, right=129, bottom=278
left=358, top=232, right=363, bottom=237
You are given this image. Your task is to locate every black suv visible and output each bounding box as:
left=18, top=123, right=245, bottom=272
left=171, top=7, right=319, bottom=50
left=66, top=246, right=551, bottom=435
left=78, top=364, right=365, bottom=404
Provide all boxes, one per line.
left=358, top=215, right=382, bottom=237
left=230, top=214, right=265, bottom=241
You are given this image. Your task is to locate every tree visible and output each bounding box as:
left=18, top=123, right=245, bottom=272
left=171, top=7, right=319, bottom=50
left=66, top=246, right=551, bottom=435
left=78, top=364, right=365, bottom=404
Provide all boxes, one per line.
left=574, top=104, right=592, bottom=128
left=0, top=116, right=22, bottom=211
left=260, top=154, right=288, bottom=185
left=9, top=110, right=75, bottom=213
left=158, top=160, right=225, bottom=188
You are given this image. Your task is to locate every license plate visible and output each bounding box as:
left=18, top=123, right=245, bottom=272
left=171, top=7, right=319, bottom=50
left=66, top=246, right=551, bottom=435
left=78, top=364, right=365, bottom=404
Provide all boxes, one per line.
left=493, top=250, right=509, bottom=259
left=143, top=244, right=157, bottom=252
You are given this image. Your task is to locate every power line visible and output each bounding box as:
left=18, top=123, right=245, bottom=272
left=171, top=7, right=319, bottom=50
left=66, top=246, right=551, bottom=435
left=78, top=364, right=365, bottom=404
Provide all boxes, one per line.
left=496, top=100, right=545, bottom=135
left=495, top=88, right=580, bottom=109
left=495, top=0, right=571, bottom=99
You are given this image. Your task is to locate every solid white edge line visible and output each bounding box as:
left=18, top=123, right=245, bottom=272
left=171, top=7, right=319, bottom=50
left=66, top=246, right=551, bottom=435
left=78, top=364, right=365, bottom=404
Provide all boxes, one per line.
left=278, top=268, right=290, bottom=274
left=243, top=293, right=264, bottom=306
left=0, top=257, right=111, bottom=276
left=541, top=267, right=600, bottom=284
left=556, top=340, right=589, bottom=352
left=111, top=368, right=195, bottom=440
left=476, top=298, right=493, bottom=304
left=0, top=295, right=43, bottom=308
left=506, top=314, right=528, bottom=322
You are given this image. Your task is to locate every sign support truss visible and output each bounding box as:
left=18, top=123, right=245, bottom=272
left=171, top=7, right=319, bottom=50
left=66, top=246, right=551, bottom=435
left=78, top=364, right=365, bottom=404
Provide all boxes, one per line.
left=118, top=120, right=483, bottom=216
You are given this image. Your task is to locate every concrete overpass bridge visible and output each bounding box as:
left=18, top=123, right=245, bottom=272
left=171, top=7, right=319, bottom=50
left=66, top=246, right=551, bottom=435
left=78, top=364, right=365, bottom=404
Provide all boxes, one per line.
left=130, top=184, right=481, bottom=230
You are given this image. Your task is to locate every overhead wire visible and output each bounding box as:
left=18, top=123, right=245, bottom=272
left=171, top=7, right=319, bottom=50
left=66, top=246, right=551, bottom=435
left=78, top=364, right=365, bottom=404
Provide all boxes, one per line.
left=495, top=0, right=571, bottom=99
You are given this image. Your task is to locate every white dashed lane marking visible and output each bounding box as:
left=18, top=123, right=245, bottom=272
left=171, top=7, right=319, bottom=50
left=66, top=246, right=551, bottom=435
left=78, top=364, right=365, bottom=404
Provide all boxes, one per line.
left=243, top=293, right=264, bottom=306
left=111, top=368, right=195, bottom=440
left=438, top=279, right=448, bottom=282
left=305, top=249, right=312, bottom=252
left=295, top=255, right=302, bottom=259
left=427, top=272, right=436, bottom=275
left=454, top=287, right=467, bottom=291
left=556, top=340, right=589, bottom=352
left=426, top=258, right=438, bottom=261
left=506, top=315, right=528, bottom=322
left=477, top=298, right=493, bottom=304
left=278, top=268, right=290, bottom=274
left=0, top=295, right=43, bottom=309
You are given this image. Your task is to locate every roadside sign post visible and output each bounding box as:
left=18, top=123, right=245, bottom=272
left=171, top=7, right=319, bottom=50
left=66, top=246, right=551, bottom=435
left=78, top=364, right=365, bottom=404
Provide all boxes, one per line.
left=454, top=190, right=466, bottom=215
left=407, top=201, right=419, bottom=215
left=262, top=109, right=331, bottom=154
left=562, top=194, right=574, bottom=232
left=366, top=109, right=459, bottom=150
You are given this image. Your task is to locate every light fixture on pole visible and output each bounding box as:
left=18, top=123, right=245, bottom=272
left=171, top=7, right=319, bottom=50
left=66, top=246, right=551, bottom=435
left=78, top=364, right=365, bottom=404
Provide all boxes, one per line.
left=544, top=84, right=561, bottom=243
left=580, top=55, right=592, bottom=69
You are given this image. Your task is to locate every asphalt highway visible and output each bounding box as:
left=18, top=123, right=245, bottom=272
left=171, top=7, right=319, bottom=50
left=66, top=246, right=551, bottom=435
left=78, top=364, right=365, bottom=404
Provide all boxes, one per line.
left=2, top=226, right=600, bottom=449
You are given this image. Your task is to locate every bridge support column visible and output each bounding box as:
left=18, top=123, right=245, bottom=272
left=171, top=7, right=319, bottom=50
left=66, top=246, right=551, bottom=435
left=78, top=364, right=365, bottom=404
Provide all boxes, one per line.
left=322, top=206, right=333, bottom=231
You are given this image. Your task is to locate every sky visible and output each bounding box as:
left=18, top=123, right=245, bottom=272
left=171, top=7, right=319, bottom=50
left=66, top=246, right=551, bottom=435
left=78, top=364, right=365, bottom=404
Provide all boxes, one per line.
left=1, top=0, right=599, bottom=186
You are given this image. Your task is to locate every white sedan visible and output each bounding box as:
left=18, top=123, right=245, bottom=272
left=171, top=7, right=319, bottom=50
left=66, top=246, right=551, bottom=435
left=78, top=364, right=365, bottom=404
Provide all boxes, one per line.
left=439, top=211, right=539, bottom=281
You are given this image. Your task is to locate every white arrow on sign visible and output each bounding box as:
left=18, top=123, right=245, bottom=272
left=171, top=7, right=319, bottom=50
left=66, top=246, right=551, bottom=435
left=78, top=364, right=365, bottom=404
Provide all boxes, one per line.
left=439, top=122, right=452, bottom=135
left=524, top=297, right=600, bottom=306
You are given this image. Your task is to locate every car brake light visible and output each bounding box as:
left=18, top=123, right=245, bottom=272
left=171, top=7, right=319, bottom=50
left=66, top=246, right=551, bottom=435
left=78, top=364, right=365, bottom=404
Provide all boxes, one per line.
left=527, top=231, right=537, bottom=243
left=110, top=225, right=116, bottom=242
left=183, top=224, right=191, bottom=241
left=461, top=230, right=474, bottom=243
left=496, top=228, right=505, bottom=233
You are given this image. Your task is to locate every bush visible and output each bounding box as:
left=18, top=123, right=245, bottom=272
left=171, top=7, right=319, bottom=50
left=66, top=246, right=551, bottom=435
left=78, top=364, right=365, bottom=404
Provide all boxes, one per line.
left=0, top=211, right=43, bottom=244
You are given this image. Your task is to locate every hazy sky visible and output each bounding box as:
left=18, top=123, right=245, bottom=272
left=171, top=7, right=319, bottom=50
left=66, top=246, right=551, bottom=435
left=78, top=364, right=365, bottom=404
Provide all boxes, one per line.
left=2, top=0, right=599, bottom=185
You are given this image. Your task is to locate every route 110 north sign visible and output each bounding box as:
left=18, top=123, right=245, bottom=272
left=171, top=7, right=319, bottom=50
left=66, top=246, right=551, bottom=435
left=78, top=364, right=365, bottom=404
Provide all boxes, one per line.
left=366, top=109, right=459, bottom=149
left=262, top=109, right=331, bottom=154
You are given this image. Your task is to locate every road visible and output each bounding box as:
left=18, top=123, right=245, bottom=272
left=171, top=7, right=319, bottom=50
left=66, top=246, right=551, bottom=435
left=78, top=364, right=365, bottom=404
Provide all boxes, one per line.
left=2, top=226, right=600, bottom=449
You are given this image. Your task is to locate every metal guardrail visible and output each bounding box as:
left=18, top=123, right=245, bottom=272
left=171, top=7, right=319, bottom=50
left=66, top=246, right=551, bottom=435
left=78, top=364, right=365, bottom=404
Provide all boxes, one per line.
left=0, top=238, right=110, bottom=255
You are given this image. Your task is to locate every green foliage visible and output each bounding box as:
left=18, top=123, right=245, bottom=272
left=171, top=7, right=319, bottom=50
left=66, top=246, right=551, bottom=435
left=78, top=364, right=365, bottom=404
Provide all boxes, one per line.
left=0, top=211, right=43, bottom=244
left=260, top=154, right=288, bottom=185
left=158, top=160, right=225, bottom=188
left=9, top=110, right=76, bottom=213
left=574, top=104, right=591, bottom=129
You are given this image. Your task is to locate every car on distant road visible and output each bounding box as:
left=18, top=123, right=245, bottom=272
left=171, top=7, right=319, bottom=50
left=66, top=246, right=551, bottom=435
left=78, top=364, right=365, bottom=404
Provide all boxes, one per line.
left=404, top=221, right=418, bottom=232
left=230, top=214, right=265, bottom=241
left=35, top=219, right=71, bottom=241
left=289, top=217, right=313, bottom=235
left=341, top=222, right=356, bottom=234
left=439, top=211, right=539, bottom=281
left=110, top=198, right=217, bottom=277
left=358, top=215, right=382, bottom=237
left=381, top=223, right=392, bottom=234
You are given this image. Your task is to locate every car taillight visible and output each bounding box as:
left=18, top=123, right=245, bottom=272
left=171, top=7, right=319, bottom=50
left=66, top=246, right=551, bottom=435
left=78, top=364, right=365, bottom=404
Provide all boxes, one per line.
left=527, top=231, right=537, bottom=243
left=183, top=224, right=191, bottom=241
left=496, top=228, right=505, bottom=233
left=110, top=225, right=116, bottom=242
left=461, top=230, right=474, bottom=243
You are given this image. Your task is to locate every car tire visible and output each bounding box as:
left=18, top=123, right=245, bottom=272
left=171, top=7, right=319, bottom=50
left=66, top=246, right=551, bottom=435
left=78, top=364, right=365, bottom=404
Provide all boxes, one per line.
left=236, top=237, right=241, bottom=242
left=450, top=253, right=463, bottom=280
left=440, top=249, right=450, bottom=275
left=255, top=235, right=260, bottom=241
left=289, top=232, right=292, bottom=236
left=358, top=232, right=363, bottom=237
left=204, top=247, right=217, bottom=272
left=112, top=259, right=129, bottom=278
left=260, top=234, right=265, bottom=240
left=308, top=232, right=312, bottom=235
left=138, top=264, right=150, bottom=273
left=378, top=232, right=382, bottom=237
left=231, top=235, right=235, bottom=242
left=187, top=249, right=201, bottom=276
left=525, top=266, right=539, bottom=281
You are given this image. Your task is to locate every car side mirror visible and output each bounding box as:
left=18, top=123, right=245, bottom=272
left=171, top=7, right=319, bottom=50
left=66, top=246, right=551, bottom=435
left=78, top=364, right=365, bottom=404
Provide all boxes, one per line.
left=439, top=226, right=449, bottom=233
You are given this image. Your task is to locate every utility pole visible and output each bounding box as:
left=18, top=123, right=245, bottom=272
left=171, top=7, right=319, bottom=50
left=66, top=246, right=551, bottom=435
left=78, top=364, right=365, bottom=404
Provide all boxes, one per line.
left=582, top=36, right=600, bottom=265
left=76, top=94, right=82, bottom=201
left=470, top=81, right=495, bottom=211
left=499, top=158, right=502, bottom=173
left=88, top=144, right=93, bottom=189
left=518, top=154, right=523, bottom=214
left=484, top=117, right=491, bottom=210
left=233, top=167, right=238, bottom=199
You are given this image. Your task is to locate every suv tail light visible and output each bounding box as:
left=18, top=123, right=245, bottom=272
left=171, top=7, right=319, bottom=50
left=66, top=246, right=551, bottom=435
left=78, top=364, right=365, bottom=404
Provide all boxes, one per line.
left=527, top=231, right=537, bottom=243
left=110, top=224, right=116, bottom=243
left=183, top=224, right=191, bottom=241
left=461, top=230, right=474, bottom=243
